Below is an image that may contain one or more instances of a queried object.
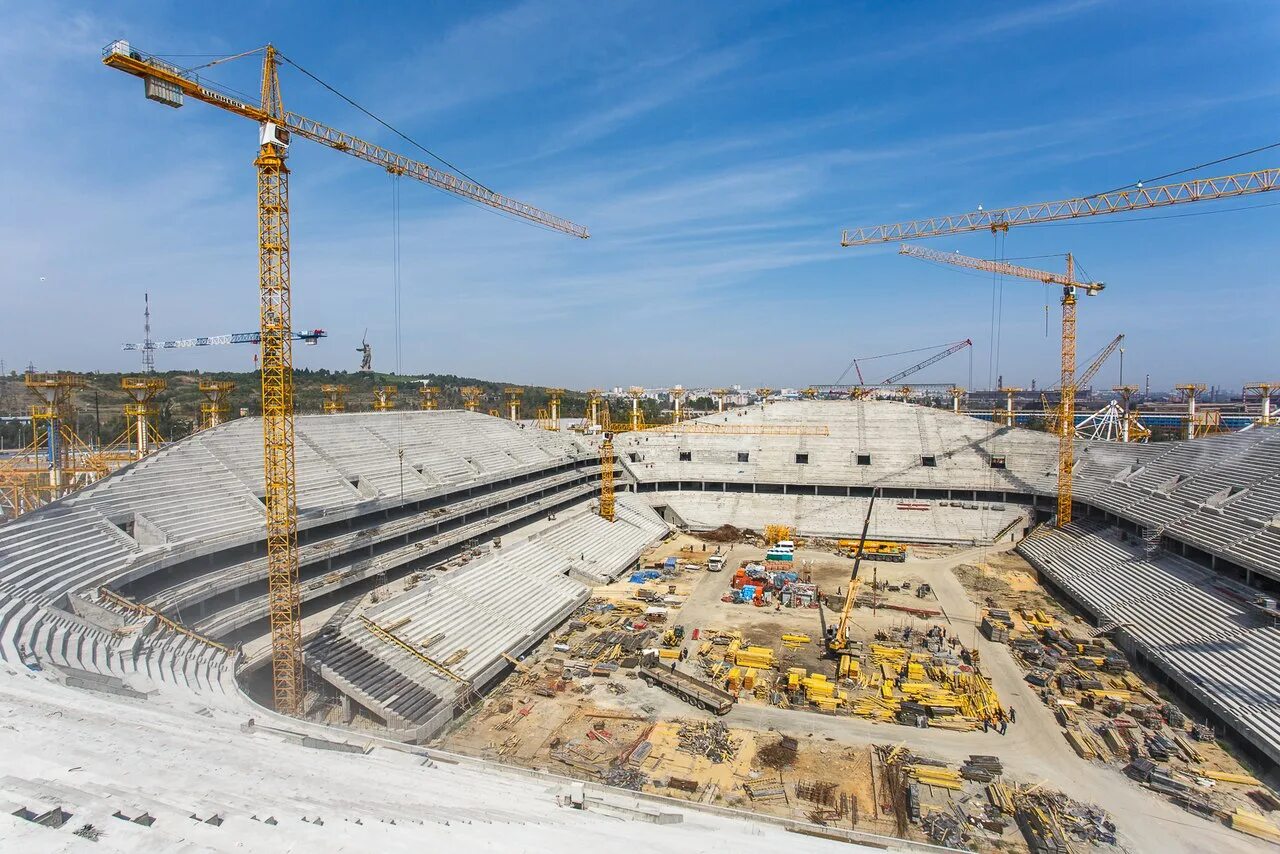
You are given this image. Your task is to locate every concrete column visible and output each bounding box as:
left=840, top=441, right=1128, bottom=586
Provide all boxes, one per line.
left=341, top=694, right=354, bottom=723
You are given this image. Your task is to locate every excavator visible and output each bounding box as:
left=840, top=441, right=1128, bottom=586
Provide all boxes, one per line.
left=818, top=489, right=878, bottom=657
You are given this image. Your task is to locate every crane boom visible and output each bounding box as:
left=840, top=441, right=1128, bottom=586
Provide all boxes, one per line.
left=881, top=339, right=972, bottom=385
left=899, top=245, right=1103, bottom=292
left=900, top=248, right=1102, bottom=527
left=1068, top=333, right=1123, bottom=390
left=102, top=42, right=589, bottom=238
left=122, top=329, right=326, bottom=350
left=841, top=168, right=1280, bottom=245
left=828, top=489, right=877, bottom=654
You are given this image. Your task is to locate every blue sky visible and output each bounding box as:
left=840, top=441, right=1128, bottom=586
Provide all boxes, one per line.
left=2, top=1, right=1277, bottom=392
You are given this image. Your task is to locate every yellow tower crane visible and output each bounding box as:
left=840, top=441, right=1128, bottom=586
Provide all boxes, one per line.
left=505, top=387, right=523, bottom=422
left=599, top=431, right=616, bottom=522
left=898, top=246, right=1104, bottom=526
left=199, top=380, right=236, bottom=429
left=842, top=166, right=1280, bottom=528
left=321, top=384, right=349, bottom=414
left=373, top=385, right=399, bottom=411
left=104, top=41, right=587, bottom=715
left=461, top=386, right=483, bottom=412
left=418, top=385, right=440, bottom=411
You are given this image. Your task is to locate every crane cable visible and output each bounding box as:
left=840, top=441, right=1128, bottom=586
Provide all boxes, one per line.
left=277, top=52, right=490, bottom=191
left=392, top=174, right=405, bottom=498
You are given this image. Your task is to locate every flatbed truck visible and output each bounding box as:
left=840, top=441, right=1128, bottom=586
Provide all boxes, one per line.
left=639, top=665, right=735, bottom=715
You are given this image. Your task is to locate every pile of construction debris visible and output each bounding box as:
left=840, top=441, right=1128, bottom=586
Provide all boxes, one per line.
left=675, top=720, right=739, bottom=764
left=875, top=744, right=1117, bottom=851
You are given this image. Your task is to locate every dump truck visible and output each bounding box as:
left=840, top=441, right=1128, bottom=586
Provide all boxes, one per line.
left=639, top=665, right=735, bottom=715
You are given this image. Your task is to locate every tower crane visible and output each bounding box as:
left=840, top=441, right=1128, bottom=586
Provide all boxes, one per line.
left=841, top=169, right=1280, bottom=245
left=840, top=166, right=1280, bottom=525
left=124, top=329, right=325, bottom=351
left=104, top=41, right=587, bottom=716
left=898, top=246, right=1104, bottom=526
left=881, top=339, right=972, bottom=385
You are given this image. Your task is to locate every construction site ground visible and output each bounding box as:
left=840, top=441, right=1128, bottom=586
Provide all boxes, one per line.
left=438, top=532, right=1278, bottom=854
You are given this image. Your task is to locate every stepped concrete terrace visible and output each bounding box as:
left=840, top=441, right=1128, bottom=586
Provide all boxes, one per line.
left=620, top=399, right=1061, bottom=503
left=1018, top=520, right=1280, bottom=770
left=0, top=411, right=614, bottom=706
left=1072, top=427, right=1280, bottom=587
left=645, top=491, right=1030, bottom=544
left=307, top=493, right=670, bottom=740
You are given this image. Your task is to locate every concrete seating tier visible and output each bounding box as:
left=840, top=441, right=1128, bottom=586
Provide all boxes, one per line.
left=617, top=400, right=1059, bottom=495
left=642, top=492, right=1026, bottom=544
left=1017, top=521, right=1280, bottom=766
left=308, top=494, right=668, bottom=739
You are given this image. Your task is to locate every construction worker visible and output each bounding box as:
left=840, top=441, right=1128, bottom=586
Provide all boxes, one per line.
left=1009, top=706, right=1016, bottom=724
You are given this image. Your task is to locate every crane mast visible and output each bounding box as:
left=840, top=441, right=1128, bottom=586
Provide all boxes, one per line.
left=104, top=41, right=587, bottom=716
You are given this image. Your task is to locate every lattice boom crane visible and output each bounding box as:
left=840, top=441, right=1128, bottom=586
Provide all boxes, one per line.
left=841, top=169, right=1280, bottom=245
left=103, top=40, right=588, bottom=716
left=123, top=329, right=326, bottom=350
left=881, top=339, right=972, bottom=385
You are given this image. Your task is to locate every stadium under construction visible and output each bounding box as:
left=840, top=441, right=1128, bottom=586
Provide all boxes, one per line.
left=5, top=29, right=1280, bottom=854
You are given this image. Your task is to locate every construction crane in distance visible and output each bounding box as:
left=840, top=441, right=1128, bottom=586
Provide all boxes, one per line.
left=103, top=40, right=588, bottom=717
left=841, top=168, right=1280, bottom=245
left=897, top=246, right=1104, bottom=527
left=123, top=329, right=326, bottom=351
left=881, top=339, right=972, bottom=385
left=1041, top=333, right=1124, bottom=430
